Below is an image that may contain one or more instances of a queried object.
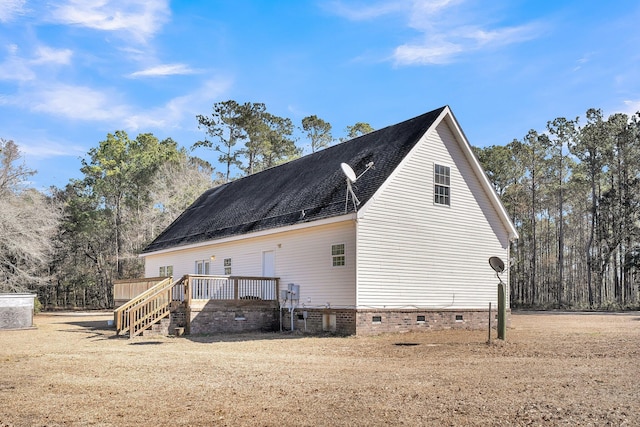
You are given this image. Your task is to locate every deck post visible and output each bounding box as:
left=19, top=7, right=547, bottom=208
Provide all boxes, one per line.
left=184, top=275, right=192, bottom=335
left=233, top=277, right=239, bottom=300
left=129, top=308, right=135, bottom=338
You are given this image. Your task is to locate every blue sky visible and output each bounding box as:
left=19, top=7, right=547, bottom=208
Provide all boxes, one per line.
left=1, top=0, right=639, bottom=189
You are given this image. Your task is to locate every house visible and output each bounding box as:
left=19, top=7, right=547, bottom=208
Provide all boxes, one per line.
left=135, top=106, right=518, bottom=335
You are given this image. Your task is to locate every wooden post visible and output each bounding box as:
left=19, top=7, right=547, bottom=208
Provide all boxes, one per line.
left=115, top=311, right=120, bottom=335
left=184, top=275, right=191, bottom=335
left=233, top=277, right=239, bottom=300
left=487, top=302, right=491, bottom=344
left=497, top=282, right=506, bottom=340
left=129, top=308, right=135, bottom=338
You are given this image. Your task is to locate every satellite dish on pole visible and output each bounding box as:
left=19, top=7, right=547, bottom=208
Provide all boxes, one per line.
left=489, top=256, right=505, bottom=273
left=488, top=256, right=507, bottom=341
left=341, top=163, right=357, bottom=183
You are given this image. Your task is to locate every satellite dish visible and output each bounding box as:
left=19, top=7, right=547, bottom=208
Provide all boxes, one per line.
left=340, top=161, right=374, bottom=214
left=489, top=256, right=505, bottom=273
left=341, top=163, right=357, bottom=182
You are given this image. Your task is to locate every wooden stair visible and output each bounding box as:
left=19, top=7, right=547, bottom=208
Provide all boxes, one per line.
left=114, top=276, right=186, bottom=338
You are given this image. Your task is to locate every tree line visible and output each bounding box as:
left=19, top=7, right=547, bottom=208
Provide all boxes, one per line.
left=475, top=108, right=640, bottom=309
left=0, top=101, right=373, bottom=309
left=4, top=100, right=639, bottom=310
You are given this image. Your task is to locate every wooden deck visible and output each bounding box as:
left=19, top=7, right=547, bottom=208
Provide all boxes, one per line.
left=113, top=275, right=279, bottom=337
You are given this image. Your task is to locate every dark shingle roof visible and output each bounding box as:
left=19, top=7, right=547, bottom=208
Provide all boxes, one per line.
left=143, top=106, right=446, bottom=253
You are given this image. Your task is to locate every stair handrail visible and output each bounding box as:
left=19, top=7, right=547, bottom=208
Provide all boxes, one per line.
left=127, top=283, right=175, bottom=338
left=114, top=276, right=174, bottom=335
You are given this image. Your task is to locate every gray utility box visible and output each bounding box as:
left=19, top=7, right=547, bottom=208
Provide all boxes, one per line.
left=0, top=294, right=36, bottom=330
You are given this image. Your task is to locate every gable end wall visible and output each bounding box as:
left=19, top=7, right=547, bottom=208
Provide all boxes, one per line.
left=356, top=120, right=511, bottom=309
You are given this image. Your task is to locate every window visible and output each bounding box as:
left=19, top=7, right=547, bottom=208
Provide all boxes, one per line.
left=159, top=265, right=173, bottom=277
left=434, top=164, right=450, bottom=206
left=224, top=258, right=232, bottom=275
left=195, top=260, right=210, bottom=275
left=331, top=244, right=345, bottom=267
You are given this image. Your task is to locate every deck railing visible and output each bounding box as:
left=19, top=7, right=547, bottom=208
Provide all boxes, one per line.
left=186, top=275, right=279, bottom=301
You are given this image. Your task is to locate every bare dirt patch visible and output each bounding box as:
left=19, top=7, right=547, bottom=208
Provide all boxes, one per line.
left=1, top=311, right=638, bottom=426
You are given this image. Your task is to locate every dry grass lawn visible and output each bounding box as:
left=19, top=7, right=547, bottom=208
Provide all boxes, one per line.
left=1, top=311, right=639, bottom=426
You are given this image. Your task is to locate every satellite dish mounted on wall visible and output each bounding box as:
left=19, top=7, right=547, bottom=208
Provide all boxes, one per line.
left=340, top=162, right=374, bottom=213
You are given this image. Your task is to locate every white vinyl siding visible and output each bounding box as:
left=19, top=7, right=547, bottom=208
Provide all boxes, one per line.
left=143, top=221, right=356, bottom=307
left=356, top=120, right=511, bottom=309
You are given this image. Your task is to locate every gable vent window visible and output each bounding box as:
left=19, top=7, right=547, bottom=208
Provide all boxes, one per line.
left=224, top=258, right=232, bottom=275
left=434, top=164, right=451, bottom=206
left=331, top=244, right=345, bottom=267
left=195, top=260, right=210, bottom=275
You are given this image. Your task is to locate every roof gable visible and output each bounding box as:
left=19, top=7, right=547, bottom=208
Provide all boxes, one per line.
left=143, top=107, right=446, bottom=253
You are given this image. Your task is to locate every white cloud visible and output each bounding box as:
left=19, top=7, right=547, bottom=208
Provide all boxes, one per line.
left=128, top=64, right=198, bottom=78
left=0, top=48, right=35, bottom=81
left=393, top=1, right=541, bottom=65
left=393, top=22, right=539, bottom=65
left=18, top=140, right=86, bottom=159
left=394, top=39, right=463, bottom=65
left=28, top=84, right=129, bottom=121
left=123, top=77, right=234, bottom=131
left=2, top=74, right=233, bottom=134
left=329, top=0, right=542, bottom=66
left=32, top=46, right=73, bottom=65
left=0, top=0, right=26, bottom=23
left=50, top=0, right=171, bottom=43
left=572, top=52, right=595, bottom=72
left=0, top=44, right=73, bottom=81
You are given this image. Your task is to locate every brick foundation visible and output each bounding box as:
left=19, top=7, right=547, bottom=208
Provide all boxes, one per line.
left=281, top=308, right=356, bottom=335
left=188, top=300, right=279, bottom=335
left=172, top=302, right=508, bottom=336
left=169, top=305, right=187, bottom=333
left=281, top=308, right=509, bottom=336
left=355, top=308, right=509, bottom=335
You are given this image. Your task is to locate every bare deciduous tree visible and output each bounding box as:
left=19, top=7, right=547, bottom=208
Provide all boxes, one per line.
left=0, top=139, right=60, bottom=293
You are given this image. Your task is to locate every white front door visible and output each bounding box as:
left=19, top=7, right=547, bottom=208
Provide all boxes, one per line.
left=262, top=250, right=275, bottom=277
